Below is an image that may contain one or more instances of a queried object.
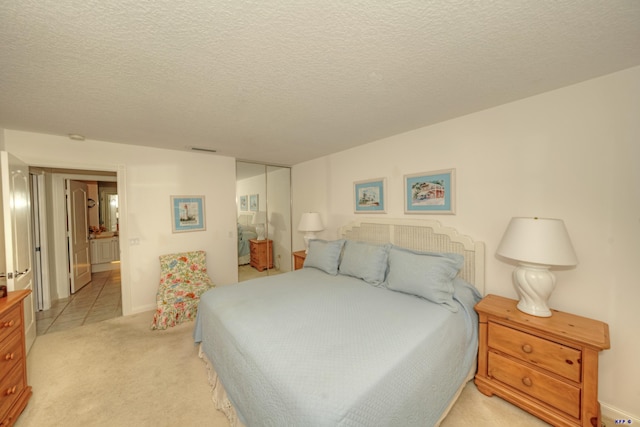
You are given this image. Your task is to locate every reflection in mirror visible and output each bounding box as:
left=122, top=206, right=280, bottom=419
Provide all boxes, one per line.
left=98, top=182, right=118, bottom=232
left=236, top=162, right=291, bottom=282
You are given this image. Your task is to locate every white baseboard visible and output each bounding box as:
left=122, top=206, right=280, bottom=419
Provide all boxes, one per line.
left=602, top=403, right=639, bottom=426
left=131, top=303, right=156, bottom=314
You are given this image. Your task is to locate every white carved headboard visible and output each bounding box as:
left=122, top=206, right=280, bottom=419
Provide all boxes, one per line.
left=339, top=218, right=485, bottom=295
left=238, top=214, right=254, bottom=228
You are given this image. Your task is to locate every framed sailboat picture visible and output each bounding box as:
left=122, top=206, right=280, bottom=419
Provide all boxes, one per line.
left=171, top=196, right=206, bottom=232
left=354, top=178, right=386, bottom=213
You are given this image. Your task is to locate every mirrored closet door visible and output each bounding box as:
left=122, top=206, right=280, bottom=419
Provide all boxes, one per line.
left=236, top=162, right=291, bottom=281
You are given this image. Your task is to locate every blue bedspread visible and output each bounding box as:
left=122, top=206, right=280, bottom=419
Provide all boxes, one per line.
left=194, top=268, right=480, bottom=426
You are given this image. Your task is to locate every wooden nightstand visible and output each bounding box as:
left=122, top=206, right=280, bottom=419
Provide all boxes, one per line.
left=292, top=250, right=306, bottom=270
left=249, top=239, right=273, bottom=272
left=474, top=294, right=610, bottom=427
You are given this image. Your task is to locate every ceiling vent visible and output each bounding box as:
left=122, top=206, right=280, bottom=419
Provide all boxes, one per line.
left=189, top=146, right=217, bottom=154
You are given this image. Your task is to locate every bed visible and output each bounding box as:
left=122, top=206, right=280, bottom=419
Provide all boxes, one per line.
left=195, top=218, right=485, bottom=426
left=237, top=214, right=258, bottom=265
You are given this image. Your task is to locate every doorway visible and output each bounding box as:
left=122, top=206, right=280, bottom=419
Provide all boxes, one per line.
left=30, top=168, right=123, bottom=335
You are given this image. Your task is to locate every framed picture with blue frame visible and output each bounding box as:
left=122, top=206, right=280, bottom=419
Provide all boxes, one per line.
left=354, top=178, right=386, bottom=214
left=239, top=195, right=248, bottom=211
left=249, top=194, right=259, bottom=212
left=171, top=195, right=206, bottom=232
left=404, top=169, right=455, bottom=214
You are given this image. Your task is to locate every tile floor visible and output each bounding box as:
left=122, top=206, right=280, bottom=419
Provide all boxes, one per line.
left=36, top=268, right=122, bottom=336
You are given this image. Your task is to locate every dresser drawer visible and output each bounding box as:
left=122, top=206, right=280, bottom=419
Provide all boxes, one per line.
left=0, top=306, right=22, bottom=345
left=0, top=363, right=26, bottom=422
left=250, top=245, right=266, bottom=256
left=488, top=351, right=580, bottom=419
left=488, top=322, right=581, bottom=382
left=0, top=332, right=23, bottom=384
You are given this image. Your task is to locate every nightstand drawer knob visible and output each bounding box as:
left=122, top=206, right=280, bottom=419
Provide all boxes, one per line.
left=4, top=353, right=14, bottom=361
left=521, top=344, right=533, bottom=353
left=2, top=320, right=14, bottom=328
left=522, top=377, right=533, bottom=387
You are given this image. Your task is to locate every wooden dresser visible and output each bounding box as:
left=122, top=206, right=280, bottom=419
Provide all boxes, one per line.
left=249, top=239, right=273, bottom=272
left=292, top=250, right=306, bottom=270
left=0, top=290, right=32, bottom=427
left=475, top=294, right=609, bottom=427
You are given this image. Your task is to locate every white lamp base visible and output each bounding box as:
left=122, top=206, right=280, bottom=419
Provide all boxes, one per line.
left=255, top=223, right=265, bottom=240
left=303, top=232, right=317, bottom=253
left=512, top=263, right=556, bottom=317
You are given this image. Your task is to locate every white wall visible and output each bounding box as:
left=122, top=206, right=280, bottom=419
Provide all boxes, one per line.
left=3, top=131, right=238, bottom=314
left=292, top=66, right=640, bottom=420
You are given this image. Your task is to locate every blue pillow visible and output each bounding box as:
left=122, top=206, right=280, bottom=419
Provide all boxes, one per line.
left=339, top=241, right=390, bottom=286
left=385, top=246, right=464, bottom=312
left=303, top=239, right=346, bottom=275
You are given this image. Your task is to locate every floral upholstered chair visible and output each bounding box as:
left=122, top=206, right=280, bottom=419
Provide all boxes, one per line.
left=151, top=250, right=215, bottom=330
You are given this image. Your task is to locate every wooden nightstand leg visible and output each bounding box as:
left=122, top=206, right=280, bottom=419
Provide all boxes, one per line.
left=474, top=313, right=495, bottom=396
left=582, top=348, right=601, bottom=427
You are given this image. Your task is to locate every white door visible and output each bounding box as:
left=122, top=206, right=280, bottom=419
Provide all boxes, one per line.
left=0, top=152, right=36, bottom=352
left=67, top=180, right=92, bottom=293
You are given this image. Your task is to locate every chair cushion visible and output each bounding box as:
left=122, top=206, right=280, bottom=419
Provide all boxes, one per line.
left=151, top=250, right=215, bottom=330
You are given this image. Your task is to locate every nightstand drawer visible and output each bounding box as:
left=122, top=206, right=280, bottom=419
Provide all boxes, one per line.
left=488, top=351, right=580, bottom=419
left=0, top=331, right=24, bottom=384
left=0, top=362, right=26, bottom=422
left=488, top=322, right=581, bottom=382
left=0, top=306, right=22, bottom=345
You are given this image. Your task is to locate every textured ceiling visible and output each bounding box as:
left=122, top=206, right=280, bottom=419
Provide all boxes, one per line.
left=1, top=1, right=639, bottom=166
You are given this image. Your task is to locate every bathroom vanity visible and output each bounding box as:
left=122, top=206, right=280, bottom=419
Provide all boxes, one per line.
left=90, top=236, right=120, bottom=272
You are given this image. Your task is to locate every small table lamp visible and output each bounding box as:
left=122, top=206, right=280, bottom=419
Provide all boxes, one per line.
left=496, top=217, right=578, bottom=317
left=298, top=212, right=324, bottom=253
left=252, top=211, right=267, bottom=240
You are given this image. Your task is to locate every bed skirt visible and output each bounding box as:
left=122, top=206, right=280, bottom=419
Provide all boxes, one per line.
left=238, top=253, right=250, bottom=266
left=198, top=344, right=247, bottom=427
left=198, top=344, right=476, bottom=427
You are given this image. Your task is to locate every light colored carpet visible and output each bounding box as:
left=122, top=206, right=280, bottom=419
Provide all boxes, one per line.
left=238, top=264, right=283, bottom=282
left=17, top=310, right=553, bottom=427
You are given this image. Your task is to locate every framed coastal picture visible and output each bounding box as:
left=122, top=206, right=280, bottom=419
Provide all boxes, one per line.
left=249, top=194, right=259, bottom=212
left=239, top=195, right=248, bottom=211
left=404, top=169, right=455, bottom=214
left=354, top=178, right=386, bottom=213
left=171, top=196, right=206, bottom=232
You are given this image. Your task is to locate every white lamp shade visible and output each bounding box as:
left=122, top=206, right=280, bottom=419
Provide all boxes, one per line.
left=496, top=217, right=578, bottom=266
left=298, top=212, right=324, bottom=232
left=252, top=211, right=267, bottom=225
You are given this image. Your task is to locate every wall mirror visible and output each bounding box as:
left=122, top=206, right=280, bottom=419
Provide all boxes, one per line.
left=236, top=161, right=291, bottom=280
left=98, top=182, right=119, bottom=232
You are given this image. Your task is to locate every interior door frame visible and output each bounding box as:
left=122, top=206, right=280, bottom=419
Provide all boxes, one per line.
left=46, top=165, right=131, bottom=315
left=30, top=172, right=51, bottom=311
left=50, top=174, right=108, bottom=299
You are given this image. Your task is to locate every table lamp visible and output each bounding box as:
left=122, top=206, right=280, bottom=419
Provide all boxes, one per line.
left=496, top=217, right=578, bottom=317
left=298, top=212, right=324, bottom=253
left=252, top=211, right=267, bottom=240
